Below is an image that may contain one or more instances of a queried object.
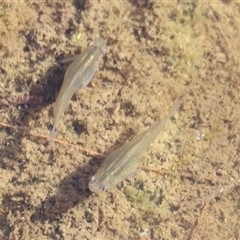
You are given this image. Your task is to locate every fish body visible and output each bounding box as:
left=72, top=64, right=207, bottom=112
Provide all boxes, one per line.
left=89, top=98, right=181, bottom=193
left=50, top=38, right=106, bottom=144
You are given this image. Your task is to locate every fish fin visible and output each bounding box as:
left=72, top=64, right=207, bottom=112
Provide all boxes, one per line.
left=49, top=125, right=56, bottom=147
left=125, top=167, right=139, bottom=180
left=56, top=56, right=76, bottom=64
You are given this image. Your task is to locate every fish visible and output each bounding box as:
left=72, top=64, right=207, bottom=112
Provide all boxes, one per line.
left=89, top=98, right=181, bottom=193
left=50, top=38, right=107, bottom=145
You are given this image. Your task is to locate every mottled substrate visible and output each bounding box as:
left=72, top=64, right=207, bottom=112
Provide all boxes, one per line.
left=0, top=1, right=240, bottom=239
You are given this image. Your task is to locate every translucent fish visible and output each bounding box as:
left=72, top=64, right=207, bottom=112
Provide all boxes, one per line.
left=50, top=38, right=107, bottom=145
left=89, top=98, right=181, bottom=193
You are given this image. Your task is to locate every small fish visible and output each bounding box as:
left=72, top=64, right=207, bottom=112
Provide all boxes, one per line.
left=50, top=38, right=107, bottom=145
left=89, top=98, right=181, bottom=193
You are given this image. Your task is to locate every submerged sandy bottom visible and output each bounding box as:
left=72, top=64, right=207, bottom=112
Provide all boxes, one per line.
left=0, top=1, right=240, bottom=239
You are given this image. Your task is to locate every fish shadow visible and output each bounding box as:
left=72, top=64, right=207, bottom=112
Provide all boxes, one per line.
left=0, top=64, right=65, bottom=171
left=30, top=161, right=93, bottom=223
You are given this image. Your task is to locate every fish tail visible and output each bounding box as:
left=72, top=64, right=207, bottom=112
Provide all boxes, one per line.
left=169, top=98, right=181, bottom=117
left=49, top=125, right=56, bottom=147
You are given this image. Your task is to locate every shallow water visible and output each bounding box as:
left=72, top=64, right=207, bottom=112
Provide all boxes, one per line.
left=0, top=1, right=240, bottom=239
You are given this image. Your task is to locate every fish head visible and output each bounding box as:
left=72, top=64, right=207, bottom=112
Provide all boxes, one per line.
left=88, top=172, right=113, bottom=193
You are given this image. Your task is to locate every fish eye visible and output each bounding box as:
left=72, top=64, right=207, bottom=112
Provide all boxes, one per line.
left=102, top=186, right=108, bottom=191
left=89, top=176, right=95, bottom=183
